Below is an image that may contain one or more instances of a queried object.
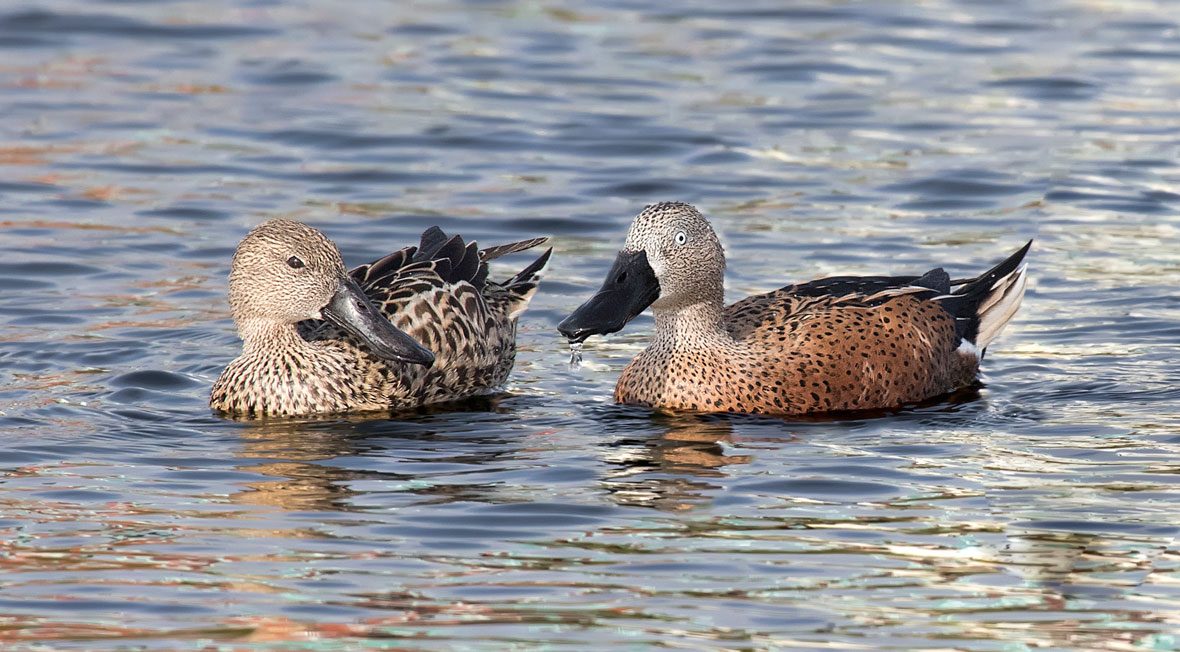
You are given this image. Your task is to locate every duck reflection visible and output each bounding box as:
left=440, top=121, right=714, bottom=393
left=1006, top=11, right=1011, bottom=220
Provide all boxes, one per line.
left=231, top=417, right=372, bottom=512
left=594, top=409, right=763, bottom=511
left=228, top=395, right=523, bottom=512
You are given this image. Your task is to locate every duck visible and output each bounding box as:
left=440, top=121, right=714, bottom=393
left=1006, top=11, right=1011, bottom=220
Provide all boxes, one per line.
left=211, top=219, right=550, bottom=417
left=557, top=202, right=1029, bottom=416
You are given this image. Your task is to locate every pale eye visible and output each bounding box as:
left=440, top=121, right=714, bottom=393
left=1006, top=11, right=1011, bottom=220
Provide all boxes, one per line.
left=674, top=231, right=687, bottom=246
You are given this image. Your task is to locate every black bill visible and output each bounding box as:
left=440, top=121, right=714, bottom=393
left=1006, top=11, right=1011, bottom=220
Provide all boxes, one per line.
left=323, top=276, right=435, bottom=366
left=557, top=249, right=660, bottom=343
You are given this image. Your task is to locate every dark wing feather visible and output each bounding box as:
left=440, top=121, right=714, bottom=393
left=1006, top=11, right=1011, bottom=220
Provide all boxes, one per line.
left=416, top=226, right=449, bottom=259
left=429, top=258, right=453, bottom=284
left=480, top=237, right=549, bottom=262
left=350, top=227, right=550, bottom=304
left=913, top=268, right=951, bottom=293
left=351, top=247, right=415, bottom=287
left=347, top=229, right=480, bottom=294
left=472, top=260, right=489, bottom=289
left=421, top=234, right=464, bottom=266
left=453, top=241, right=481, bottom=286
left=787, top=268, right=950, bottom=299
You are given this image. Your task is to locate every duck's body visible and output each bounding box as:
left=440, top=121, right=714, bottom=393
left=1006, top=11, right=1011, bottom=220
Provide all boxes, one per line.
left=612, top=268, right=1015, bottom=414
left=211, top=221, right=549, bottom=418
left=559, top=202, right=1028, bottom=417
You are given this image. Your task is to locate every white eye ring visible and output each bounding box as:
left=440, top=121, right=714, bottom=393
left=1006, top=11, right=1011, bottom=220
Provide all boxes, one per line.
left=674, top=231, right=687, bottom=246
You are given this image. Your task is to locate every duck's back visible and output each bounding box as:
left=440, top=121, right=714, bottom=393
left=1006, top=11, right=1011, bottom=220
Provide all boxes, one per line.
left=305, top=228, right=550, bottom=408
left=721, top=270, right=974, bottom=413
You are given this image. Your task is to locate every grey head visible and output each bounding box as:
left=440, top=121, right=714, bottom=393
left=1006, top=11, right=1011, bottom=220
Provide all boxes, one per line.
left=228, top=219, right=434, bottom=366
left=557, top=202, right=726, bottom=342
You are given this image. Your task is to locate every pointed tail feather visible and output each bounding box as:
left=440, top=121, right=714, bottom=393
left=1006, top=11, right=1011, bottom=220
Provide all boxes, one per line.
left=477, top=235, right=551, bottom=319
left=947, top=240, right=1032, bottom=291
left=499, top=248, right=552, bottom=320
left=936, top=240, right=1031, bottom=352
left=975, top=264, right=1027, bottom=349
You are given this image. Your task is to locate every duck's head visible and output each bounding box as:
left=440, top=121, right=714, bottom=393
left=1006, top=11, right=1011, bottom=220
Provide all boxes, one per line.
left=228, top=219, right=434, bottom=366
left=558, top=202, right=725, bottom=343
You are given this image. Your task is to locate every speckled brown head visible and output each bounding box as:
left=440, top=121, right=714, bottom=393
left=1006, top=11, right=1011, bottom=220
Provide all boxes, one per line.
left=228, top=219, right=434, bottom=366
left=558, top=202, right=725, bottom=342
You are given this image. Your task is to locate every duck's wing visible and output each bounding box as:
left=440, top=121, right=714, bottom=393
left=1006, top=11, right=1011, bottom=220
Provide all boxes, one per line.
left=781, top=268, right=951, bottom=298
left=300, top=229, right=502, bottom=360
left=724, top=241, right=1030, bottom=355
left=350, top=227, right=481, bottom=296
left=724, top=268, right=951, bottom=340
left=304, top=228, right=551, bottom=351
left=347, top=228, right=491, bottom=332
left=345, top=227, right=550, bottom=343
left=351, top=230, right=550, bottom=295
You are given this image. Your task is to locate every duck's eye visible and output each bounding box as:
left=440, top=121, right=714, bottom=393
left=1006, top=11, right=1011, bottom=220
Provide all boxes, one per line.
left=287, top=256, right=305, bottom=269
left=674, top=231, right=687, bottom=246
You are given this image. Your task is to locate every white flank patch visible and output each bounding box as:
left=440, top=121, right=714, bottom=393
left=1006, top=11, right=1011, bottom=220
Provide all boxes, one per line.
left=956, top=340, right=980, bottom=357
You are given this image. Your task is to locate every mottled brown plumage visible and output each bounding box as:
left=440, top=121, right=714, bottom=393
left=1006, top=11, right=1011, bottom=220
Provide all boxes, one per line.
left=211, top=220, right=550, bottom=418
left=559, top=202, right=1029, bottom=416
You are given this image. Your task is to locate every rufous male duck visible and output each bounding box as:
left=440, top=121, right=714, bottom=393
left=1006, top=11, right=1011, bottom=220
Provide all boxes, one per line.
left=558, top=202, right=1028, bottom=416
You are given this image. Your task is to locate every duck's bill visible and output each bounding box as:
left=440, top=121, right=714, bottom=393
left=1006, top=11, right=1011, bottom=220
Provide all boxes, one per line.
left=557, top=249, right=660, bottom=343
left=323, top=276, right=435, bottom=367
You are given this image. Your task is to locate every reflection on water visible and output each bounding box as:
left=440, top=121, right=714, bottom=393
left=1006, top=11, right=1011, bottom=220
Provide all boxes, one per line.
left=599, top=413, right=754, bottom=511
left=234, top=421, right=369, bottom=513
left=0, top=0, right=1178, bottom=648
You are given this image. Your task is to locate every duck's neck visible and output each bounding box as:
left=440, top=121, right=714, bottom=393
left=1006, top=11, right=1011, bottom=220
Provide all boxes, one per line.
left=652, top=299, right=732, bottom=349
left=237, top=318, right=310, bottom=356
left=212, top=318, right=355, bottom=417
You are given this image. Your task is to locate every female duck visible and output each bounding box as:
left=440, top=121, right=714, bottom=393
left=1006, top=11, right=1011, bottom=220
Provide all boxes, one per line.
left=558, top=202, right=1028, bottom=416
left=211, top=220, right=550, bottom=417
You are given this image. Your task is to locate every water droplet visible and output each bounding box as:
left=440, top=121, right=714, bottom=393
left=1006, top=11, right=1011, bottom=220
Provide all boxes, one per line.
left=568, top=341, right=583, bottom=369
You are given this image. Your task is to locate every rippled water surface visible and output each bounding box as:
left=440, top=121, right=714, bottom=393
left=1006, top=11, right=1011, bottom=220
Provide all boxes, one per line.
left=1, top=0, right=1178, bottom=649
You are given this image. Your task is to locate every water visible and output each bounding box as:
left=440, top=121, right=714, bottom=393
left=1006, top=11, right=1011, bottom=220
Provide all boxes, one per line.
left=0, top=0, right=1178, bottom=649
